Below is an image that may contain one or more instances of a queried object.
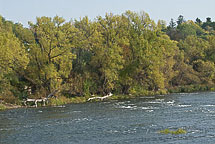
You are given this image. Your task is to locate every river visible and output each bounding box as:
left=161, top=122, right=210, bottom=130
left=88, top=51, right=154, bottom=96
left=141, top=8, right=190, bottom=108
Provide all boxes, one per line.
left=1, top=92, right=215, bottom=143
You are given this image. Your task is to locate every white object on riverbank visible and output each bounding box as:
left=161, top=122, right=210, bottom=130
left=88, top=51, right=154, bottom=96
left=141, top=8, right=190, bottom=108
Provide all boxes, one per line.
left=24, top=98, right=48, bottom=107
left=87, top=93, right=113, bottom=101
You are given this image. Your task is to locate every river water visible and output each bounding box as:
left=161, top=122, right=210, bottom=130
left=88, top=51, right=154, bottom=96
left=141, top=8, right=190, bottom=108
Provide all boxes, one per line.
left=1, top=92, right=215, bottom=143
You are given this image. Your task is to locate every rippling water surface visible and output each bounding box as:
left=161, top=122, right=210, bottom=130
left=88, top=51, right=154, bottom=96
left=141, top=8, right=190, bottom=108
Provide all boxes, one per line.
left=1, top=92, right=215, bottom=143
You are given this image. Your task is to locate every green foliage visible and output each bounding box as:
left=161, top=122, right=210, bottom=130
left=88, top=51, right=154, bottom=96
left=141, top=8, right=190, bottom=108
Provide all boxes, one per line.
left=48, top=96, right=87, bottom=106
left=159, top=128, right=187, bottom=135
left=26, top=16, right=76, bottom=94
left=1, top=12, right=215, bottom=105
left=177, top=15, right=186, bottom=25
left=0, top=104, right=6, bottom=110
left=49, top=97, right=71, bottom=106
left=90, top=13, right=125, bottom=93
left=70, top=96, right=87, bottom=103
left=202, top=17, right=215, bottom=33
left=0, top=16, right=29, bottom=102
left=168, top=84, right=212, bottom=93
left=179, top=35, right=208, bottom=63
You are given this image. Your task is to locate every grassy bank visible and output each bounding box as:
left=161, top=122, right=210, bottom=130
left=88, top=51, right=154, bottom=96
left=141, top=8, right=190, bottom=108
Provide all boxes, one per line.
left=48, top=84, right=215, bottom=106
left=0, top=102, right=22, bottom=111
left=168, top=84, right=215, bottom=93
left=1, top=84, right=215, bottom=110
left=47, top=96, right=88, bottom=106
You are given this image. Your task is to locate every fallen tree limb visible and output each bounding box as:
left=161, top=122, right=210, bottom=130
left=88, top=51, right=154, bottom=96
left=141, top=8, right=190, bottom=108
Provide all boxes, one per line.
left=24, top=98, right=48, bottom=107
left=23, top=89, right=58, bottom=107
left=87, top=93, right=113, bottom=101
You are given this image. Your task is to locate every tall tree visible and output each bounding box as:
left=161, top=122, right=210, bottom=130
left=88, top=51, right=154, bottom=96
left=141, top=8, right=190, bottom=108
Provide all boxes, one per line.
left=90, top=13, right=125, bottom=94
left=195, top=18, right=202, bottom=25
left=206, top=17, right=212, bottom=23
left=0, top=16, right=29, bottom=101
left=169, top=18, right=176, bottom=29
left=25, top=16, right=76, bottom=96
left=177, top=15, right=185, bottom=25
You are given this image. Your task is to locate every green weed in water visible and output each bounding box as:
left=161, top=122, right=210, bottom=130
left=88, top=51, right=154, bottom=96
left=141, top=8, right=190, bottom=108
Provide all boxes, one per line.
left=159, top=128, right=187, bottom=135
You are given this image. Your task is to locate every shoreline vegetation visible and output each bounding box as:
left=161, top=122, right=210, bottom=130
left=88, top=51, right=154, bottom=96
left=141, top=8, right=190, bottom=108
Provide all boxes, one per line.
left=1, top=11, right=215, bottom=110
left=1, top=84, right=215, bottom=110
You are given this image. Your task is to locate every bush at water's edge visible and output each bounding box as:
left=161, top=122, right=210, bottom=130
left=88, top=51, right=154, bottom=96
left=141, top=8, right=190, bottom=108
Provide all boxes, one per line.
left=168, top=84, right=215, bottom=93
left=0, top=104, right=6, bottom=110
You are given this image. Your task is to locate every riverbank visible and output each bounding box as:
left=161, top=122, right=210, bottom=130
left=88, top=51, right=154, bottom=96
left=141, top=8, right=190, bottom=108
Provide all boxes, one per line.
left=0, top=103, right=22, bottom=111
left=1, top=84, right=215, bottom=111
left=25, top=84, right=215, bottom=106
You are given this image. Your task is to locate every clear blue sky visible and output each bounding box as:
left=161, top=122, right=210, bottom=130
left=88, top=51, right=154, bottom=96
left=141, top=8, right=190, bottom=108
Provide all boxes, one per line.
left=0, top=0, right=215, bottom=27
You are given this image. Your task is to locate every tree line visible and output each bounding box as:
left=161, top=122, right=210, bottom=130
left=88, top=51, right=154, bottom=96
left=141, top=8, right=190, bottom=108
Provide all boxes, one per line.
left=1, top=11, right=215, bottom=104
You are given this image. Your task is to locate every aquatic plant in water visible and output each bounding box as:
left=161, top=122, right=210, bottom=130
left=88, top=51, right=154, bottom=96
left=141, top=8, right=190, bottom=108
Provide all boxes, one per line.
left=159, top=128, right=187, bottom=135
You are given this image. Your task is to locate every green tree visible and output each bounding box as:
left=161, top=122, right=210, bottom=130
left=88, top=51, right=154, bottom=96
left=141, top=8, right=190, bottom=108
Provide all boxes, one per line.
left=193, top=60, right=215, bottom=84
left=195, top=18, right=202, bottom=26
left=206, top=35, right=215, bottom=62
left=178, top=35, right=208, bottom=64
left=168, top=18, right=176, bottom=29
left=119, top=11, right=178, bottom=94
left=202, top=17, right=215, bottom=33
left=176, top=21, right=205, bottom=40
left=177, top=15, right=185, bottom=25
left=206, top=17, right=212, bottom=23
left=25, top=16, right=76, bottom=96
left=64, top=16, right=97, bottom=96
left=90, top=13, right=125, bottom=94
left=171, top=51, right=201, bottom=86
left=0, top=16, right=29, bottom=102
left=166, top=18, right=178, bottom=40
